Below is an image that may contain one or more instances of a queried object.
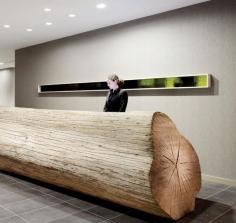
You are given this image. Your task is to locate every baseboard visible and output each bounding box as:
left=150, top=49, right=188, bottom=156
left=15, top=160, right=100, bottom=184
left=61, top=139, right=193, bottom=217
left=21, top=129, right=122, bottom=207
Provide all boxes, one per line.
left=202, top=174, right=236, bottom=187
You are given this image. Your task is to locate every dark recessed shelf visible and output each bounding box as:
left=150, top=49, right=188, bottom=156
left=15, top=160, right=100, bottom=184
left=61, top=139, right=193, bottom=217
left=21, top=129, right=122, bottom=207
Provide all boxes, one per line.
left=38, top=74, right=211, bottom=93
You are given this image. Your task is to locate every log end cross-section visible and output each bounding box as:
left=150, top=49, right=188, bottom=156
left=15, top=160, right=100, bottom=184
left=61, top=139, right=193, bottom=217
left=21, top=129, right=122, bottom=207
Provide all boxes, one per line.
left=150, top=112, right=201, bottom=220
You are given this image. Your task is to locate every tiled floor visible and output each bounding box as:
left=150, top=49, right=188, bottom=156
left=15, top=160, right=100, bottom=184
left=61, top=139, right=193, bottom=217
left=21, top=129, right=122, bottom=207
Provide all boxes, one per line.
left=0, top=171, right=235, bottom=223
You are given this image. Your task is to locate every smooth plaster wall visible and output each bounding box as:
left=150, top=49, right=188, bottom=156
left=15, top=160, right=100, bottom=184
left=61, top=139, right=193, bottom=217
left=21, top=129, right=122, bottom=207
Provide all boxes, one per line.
left=15, top=0, right=236, bottom=181
left=0, top=68, right=15, bottom=107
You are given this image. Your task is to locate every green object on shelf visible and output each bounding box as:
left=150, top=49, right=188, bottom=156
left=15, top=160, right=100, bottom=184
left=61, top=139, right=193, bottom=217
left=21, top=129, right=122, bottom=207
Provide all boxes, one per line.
left=195, top=75, right=208, bottom=87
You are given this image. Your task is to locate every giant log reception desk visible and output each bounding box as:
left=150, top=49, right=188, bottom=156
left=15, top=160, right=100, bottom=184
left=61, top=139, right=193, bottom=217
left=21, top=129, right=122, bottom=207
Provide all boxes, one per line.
left=0, top=107, right=201, bottom=220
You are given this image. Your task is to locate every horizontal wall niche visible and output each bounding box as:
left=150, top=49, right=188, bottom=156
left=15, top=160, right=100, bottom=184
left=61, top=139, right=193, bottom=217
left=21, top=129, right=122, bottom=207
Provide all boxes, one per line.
left=38, top=74, right=211, bottom=93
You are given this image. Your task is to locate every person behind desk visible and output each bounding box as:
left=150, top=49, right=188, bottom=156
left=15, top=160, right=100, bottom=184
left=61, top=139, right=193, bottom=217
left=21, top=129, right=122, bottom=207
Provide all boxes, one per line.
left=103, top=75, right=128, bottom=112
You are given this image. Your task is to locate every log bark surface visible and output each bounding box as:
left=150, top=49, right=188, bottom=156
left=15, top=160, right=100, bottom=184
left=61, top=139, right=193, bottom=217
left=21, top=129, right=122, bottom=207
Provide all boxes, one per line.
left=0, top=107, right=201, bottom=220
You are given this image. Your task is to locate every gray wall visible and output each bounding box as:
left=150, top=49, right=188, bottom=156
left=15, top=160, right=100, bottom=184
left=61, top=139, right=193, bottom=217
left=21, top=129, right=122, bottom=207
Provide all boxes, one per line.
left=0, top=68, right=15, bottom=107
left=15, top=0, right=236, bottom=181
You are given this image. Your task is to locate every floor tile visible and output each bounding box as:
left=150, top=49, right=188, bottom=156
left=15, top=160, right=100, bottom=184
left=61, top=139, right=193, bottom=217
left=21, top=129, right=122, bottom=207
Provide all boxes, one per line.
left=14, top=177, right=41, bottom=185
left=0, top=172, right=55, bottom=193
left=0, top=171, right=235, bottom=223
left=111, top=210, right=173, bottom=223
left=19, top=202, right=82, bottom=223
left=227, top=186, right=236, bottom=193
left=88, top=205, right=125, bottom=219
left=201, top=181, right=228, bottom=190
left=0, top=207, right=15, bottom=220
left=184, top=198, right=231, bottom=223
left=100, top=221, right=114, bottom=223
left=46, top=190, right=77, bottom=201
left=0, top=172, right=22, bottom=183
left=0, top=216, right=28, bottom=223
left=197, top=187, right=225, bottom=199
left=208, top=189, right=236, bottom=206
left=66, top=198, right=97, bottom=210
left=110, top=213, right=150, bottom=223
left=0, top=188, right=45, bottom=206
left=175, top=218, right=200, bottom=223
left=48, top=210, right=107, bottom=223
left=30, top=184, right=56, bottom=193
left=4, top=194, right=64, bottom=214
left=15, top=178, right=55, bottom=193
left=0, top=176, right=18, bottom=186
left=0, top=182, right=31, bottom=194
left=212, top=208, right=236, bottom=223
left=197, top=182, right=229, bottom=199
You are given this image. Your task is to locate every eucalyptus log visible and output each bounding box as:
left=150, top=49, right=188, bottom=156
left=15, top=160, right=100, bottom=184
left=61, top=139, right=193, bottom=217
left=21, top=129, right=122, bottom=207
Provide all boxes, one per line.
left=0, top=107, right=201, bottom=220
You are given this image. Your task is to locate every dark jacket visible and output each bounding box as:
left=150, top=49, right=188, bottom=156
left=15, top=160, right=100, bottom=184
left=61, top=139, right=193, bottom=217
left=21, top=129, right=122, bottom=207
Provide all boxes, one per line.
left=104, top=88, right=128, bottom=112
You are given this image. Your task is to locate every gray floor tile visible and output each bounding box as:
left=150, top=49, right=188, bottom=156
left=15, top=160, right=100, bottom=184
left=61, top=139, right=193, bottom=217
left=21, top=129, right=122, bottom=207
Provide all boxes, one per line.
left=110, top=210, right=173, bottom=223
left=4, top=194, right=64, bottom=214
left=46, top=190, right=77, bottom=201
left=66, top=198, right=97, bottom=210
left=15, top=178, right=55, bottom=192
left=0, top=172, right=235, bottom=223
left=88, top=205, right=124, bottom=219
left=201, top=181, right=228, bottom=190
left=1, top=173, right=52, bottom=191
left=0, top=172, right=11, bottom=177
left=212, top=208, right=236, bottom=223
left=0, top=188, right=45, bottom=206
left=197, top=181, right=229, bottom=199
left=19, top=202, right=82, bottom=223
left=1, top=173, right=59, bottom=194
left=208, top=189, right=236, bottom=206
left=48, top=210, right=107, bottom=223
left=0, top=176, right=18, bottom=186
left=0, top=207, right=15, bottom=220
left=197, top=187, right=221, bottom=199
left=185, top=198, right=231, bottom=223
left=111, top=214, right=149, bottom=223
left=227, top=186, right=236, bottom=193
left=177, top=218, right=205, bottom=223
left=13, top=177, right=39, bottom=185
left=0, top=216, right=28, bottom=223
left=0, top=173, right=22, bottom=183
left=100, top=221, right=114, bottom=223
left=30, top=184, right=56, bottom=194
left=0, top=182, right=31, bottom=194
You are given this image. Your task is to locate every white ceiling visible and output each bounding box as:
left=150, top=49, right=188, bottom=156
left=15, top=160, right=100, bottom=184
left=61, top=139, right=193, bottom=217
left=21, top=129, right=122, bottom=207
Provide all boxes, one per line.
left=0, top=0, right=209, bottom=69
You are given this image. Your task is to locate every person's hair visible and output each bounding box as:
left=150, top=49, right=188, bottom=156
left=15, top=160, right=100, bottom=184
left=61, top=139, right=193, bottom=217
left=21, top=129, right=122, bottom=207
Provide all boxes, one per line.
left=108, top=74, right=124, bottom=88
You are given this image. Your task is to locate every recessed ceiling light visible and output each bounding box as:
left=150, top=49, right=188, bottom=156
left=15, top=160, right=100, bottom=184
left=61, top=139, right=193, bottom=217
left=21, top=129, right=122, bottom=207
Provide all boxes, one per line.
left=3, top=24, right=11, bottom=28
left=68, top=14, right=76, bottom=18
left=96, top=3, right=107, bottom=9
left=26, top=28, right=33, bottom=32
left=45, top=22, right=53, bottom=26
left=0, top=62, right=4, bottom=66
left=44, top=8, right=52, bottom=12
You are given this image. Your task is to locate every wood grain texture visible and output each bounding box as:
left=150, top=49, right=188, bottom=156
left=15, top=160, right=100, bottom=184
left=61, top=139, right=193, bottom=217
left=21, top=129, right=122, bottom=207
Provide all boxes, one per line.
left=150, top=112, right=201, bottom=219
left=0, top=107, right=201, bottom=220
